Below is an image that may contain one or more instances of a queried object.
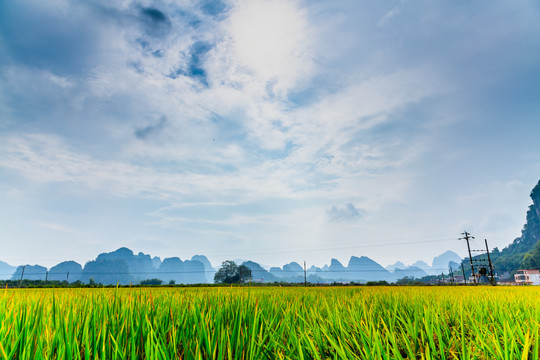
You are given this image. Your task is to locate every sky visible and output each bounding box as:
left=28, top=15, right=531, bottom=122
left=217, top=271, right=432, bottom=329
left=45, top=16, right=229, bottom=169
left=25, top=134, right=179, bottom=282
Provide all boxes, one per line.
left=1, top=0, right=540, bottom=269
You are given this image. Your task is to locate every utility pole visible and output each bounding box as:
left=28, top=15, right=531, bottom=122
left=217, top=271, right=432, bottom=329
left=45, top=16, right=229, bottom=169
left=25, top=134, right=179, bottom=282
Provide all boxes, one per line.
left=304, top=261, right=307, bottom=287
left=449, top=266, right=455, bottom=284
left=459, top=231, right=477, bottom=285
left=45, top=271, right=48, bottom=282
left=461, top=262, right=467, bottom=285
left=19, top=265, right=25, bottom=287
left=485, top=239, right=496, bottom=285
left=66, top=272, right=69, bottom=282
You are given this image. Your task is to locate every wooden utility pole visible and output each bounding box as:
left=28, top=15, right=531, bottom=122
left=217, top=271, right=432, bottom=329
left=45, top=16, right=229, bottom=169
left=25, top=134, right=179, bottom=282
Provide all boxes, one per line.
left=485, top=239, right=496, bottom=285
left=449, top=266, right=455, bottom=284
left=45, top=271, right=48, bottom=282
left=19, top=265, right=25, bottom=287
left=459, top=231, right=477, bottom=285
left=461, top=262, right=467, bottom=285
left=304, top=261, right=307, bottom=287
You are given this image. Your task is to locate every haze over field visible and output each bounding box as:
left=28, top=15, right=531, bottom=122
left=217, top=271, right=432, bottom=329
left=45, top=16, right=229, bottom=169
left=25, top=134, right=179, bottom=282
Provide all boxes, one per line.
left=1, top=1, right=540, bottom=268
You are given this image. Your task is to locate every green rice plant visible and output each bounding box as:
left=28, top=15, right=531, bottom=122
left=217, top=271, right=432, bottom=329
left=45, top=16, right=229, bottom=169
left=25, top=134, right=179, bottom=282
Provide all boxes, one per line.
left=0, top=286, right=539, bottom=359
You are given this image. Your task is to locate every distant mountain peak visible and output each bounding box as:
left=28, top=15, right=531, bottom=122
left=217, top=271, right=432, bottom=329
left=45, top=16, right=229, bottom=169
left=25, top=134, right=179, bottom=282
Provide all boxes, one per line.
left=114, top=247, right=134, bottom=256
left=162, top=257, right=183, bottom=265
left=385, top=261, right=406, bottom=271
left=330, top=258, right=343, bottom=266
left=283, top=262, right=303, bottom=272
left=96, top=247, right=134, bottom=261
left=432, top=251, right=462, bottom=268
left=348, top=256, right=379, bottom=268
left=435, top=250, right=461, bottom=258
left=191, top=255, right=212, bottom=267
left=0, top=260, right=16, bottom=281
left=191, top=255, right=215, bottom=283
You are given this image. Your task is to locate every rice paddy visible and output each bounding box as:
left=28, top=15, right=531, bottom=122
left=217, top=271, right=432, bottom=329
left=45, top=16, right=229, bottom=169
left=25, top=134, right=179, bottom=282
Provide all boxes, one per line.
left=1, top=286, right=539, bottom=359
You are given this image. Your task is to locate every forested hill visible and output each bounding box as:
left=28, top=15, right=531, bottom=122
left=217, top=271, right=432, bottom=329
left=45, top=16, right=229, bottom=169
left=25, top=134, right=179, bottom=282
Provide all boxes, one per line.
left=490, top=179, right=540, bottom=272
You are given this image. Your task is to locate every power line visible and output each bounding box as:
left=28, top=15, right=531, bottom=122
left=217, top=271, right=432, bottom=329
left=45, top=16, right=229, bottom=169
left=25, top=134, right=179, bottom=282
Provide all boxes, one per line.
left=0, top=267, right=466, bottom=277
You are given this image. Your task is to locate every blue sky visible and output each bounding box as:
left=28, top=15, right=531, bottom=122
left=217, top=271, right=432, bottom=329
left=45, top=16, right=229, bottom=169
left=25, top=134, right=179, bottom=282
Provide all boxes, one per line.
left=1, top=0, right=539, bottom=268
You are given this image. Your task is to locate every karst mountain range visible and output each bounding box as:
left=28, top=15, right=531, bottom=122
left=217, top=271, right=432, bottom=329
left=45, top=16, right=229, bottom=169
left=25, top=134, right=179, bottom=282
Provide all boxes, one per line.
left=0, top=247, right=462, bottom=285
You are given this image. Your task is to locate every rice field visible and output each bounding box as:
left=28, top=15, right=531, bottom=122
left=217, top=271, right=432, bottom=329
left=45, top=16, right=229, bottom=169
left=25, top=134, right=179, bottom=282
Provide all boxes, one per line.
left=0, top=286, right=539, bottom=359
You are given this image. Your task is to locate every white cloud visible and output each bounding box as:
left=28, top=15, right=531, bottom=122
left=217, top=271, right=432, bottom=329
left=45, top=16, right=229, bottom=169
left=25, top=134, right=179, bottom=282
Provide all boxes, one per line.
left=0, top=133, right=306, bottom=201
left=0, top=2, right=448, bottom=252
left=0, top=2, right=442, bottom=211
left=210, top=0, right=314, bottom=95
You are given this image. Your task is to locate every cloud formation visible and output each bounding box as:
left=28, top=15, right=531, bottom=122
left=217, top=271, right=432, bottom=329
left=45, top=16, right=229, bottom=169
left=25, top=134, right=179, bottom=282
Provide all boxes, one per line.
left=326, top=204, right=365, bottom=222
left=135, top=116, right=168, bottom=140
left=0, top=0, right=539, bottom=267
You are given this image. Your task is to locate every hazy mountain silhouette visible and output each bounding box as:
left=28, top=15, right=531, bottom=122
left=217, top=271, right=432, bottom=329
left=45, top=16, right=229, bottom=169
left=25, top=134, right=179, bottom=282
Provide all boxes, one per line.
left=269, top=251, right=463, bottom=283
left=12, top=265, right=47, bottom=281
left=180, top=259, right=207, bottom=284
left=283, top=262, right=303, bottom=275
left=393, top=266, right=429, bottom=279
left=0, top=248, right=501, bottom=285
left=270, top=256, right=395, bottom=283
left=241, top=261, right=278, bottom=282
left=385, top=261, right=406, bottom=271
left=48, top=261, right=82, bottom=282
left=0, top=260, right=16, bottom=280
left=348, top=256, right=393, bottom=282
left=400, top=252, right=462, bottom=277
left=158, top=257, right=206, bottom=284
left=269, top=266, right=284, bottom=277
left=448, top=261, right=461, bottom=272
left=152, top=256, right=162, bottom=268
left=96, top=247, right=157, bottom=282
left=432, top=251, right=462, bottom=274
left=158, top=257, right=183, bottom=284
left=191, top=255, right=215, bottom=283
left=329, top=258, right=346, bottom=271
left=411, top=260, right=431, bottom=274
left=269, top=262, right=305, bottom=283
left=81, top=259, right=132, bottom=285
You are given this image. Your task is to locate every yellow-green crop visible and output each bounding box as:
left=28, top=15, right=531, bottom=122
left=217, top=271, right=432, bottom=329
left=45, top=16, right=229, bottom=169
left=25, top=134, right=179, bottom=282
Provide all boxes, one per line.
left=0, top=286, right=539, bottom=359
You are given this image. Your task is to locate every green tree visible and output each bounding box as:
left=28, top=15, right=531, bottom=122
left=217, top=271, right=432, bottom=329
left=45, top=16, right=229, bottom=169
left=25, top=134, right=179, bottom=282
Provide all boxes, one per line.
left=214, top=261, right=251, bottom=284
left=140, top=278, right=163, bottom=285
left=522, top=240, right=540, bottom=269
left=238, top=264, right=251, bottom=283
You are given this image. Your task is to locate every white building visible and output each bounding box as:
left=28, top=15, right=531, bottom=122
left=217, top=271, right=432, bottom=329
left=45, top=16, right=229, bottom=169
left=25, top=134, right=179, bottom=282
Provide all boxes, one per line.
left=514, top=270, right=540, bottom=285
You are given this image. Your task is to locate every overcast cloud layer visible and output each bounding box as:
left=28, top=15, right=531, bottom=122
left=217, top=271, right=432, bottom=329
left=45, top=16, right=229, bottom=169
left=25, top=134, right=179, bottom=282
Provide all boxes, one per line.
left=1, top=0, right=540, bottom=268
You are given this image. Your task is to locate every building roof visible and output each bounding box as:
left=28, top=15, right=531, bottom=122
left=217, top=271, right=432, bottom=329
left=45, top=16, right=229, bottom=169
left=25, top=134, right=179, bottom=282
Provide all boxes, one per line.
left=517, top=269, right=540, bottom=274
